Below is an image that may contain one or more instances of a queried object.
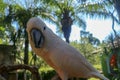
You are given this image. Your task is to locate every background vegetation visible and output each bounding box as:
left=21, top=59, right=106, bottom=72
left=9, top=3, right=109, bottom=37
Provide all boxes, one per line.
left=0, top=0, right=120, bottom=80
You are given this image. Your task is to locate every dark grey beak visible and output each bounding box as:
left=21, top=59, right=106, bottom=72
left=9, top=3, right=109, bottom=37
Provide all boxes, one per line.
left=31, top=29, right=44, bottom=48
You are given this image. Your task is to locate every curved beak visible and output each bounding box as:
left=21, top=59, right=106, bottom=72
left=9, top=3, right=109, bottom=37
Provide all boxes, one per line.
left=31, top=29, right=44, bottom=48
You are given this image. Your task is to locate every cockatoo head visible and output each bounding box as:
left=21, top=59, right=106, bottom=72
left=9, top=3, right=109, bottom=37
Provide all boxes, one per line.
left=26, top=17, right=51, bottom=48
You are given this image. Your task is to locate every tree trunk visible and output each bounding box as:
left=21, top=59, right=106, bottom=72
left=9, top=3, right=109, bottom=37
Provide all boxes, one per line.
left=61, top=17, right=72, bottom=43
left=24, top=27, right=29, bottom=65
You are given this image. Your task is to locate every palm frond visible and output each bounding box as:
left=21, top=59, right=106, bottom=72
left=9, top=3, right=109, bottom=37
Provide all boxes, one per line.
left=78, top=10, right=110, bottom=19
left=40, top=12, right=61, bottom=29
left=73, top=15, right=86, bottom=30
left=41, top=12, right=57, bottom=22
left=76, top=1, right=106, bottom=13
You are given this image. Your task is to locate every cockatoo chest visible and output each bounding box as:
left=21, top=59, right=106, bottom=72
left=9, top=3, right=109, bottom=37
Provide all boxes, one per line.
left=32, top=47, right=60, bottom=71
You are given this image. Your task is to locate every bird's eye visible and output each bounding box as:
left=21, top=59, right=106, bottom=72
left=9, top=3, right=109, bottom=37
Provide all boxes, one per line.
left=43, top=26, right=46, bottom=30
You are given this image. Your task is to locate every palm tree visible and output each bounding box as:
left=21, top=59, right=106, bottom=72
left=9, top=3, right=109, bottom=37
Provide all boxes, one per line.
left=2, top=0, right=50, bottom=64
left=103, top=0, right=120, bottom=38
left=41, top=0, right=110, bottom=43
left=104, top=0, right=120, bottom=22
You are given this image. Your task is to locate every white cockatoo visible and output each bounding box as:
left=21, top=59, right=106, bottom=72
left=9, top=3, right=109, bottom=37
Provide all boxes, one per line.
left=26, top=17, right=109, bottom=80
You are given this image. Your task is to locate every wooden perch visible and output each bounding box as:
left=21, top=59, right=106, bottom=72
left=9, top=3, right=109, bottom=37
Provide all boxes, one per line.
left=0, top=64, right=41, bottom=80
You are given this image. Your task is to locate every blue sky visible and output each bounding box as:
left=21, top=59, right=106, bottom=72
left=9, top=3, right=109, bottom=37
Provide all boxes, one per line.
left=46, top=18, right=120, bottom=42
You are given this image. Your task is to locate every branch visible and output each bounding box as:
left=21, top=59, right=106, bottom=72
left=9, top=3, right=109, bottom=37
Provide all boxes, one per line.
left=0, top=64, right=41, bottom=80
